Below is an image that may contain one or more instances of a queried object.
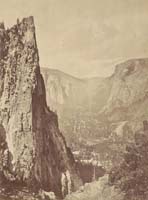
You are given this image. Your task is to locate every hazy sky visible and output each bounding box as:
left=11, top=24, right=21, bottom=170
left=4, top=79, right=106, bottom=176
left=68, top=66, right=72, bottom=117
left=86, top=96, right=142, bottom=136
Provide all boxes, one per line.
left=0, top=0, right=148, bottom=77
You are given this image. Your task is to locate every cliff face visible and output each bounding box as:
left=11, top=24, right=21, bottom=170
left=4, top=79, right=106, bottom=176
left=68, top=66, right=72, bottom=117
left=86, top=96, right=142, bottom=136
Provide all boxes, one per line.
left=41, top=68, right=86, bottom=110
left=41, top=68, right=112, bottom=143
left=42, top=59, right=148, bottom=171
left=102, top=58, right=148, bottom=121
left=41, top=68, right=111, bottom=114
left=0, top=16, right=81, bottom=197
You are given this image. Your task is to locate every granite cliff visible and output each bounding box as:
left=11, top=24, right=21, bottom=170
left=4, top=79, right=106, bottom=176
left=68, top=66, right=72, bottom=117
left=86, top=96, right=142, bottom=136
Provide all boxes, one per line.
left=41, top=68, right=112, bottom=144
left=0, top=16, right=81, bottom=198
left=42, top=59, right=148, bottom=170
left=102, top=58, right=148, bottom=121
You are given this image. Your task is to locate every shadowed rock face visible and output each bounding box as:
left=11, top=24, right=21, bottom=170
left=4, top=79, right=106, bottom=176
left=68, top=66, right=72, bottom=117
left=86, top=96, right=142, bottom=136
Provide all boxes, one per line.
left=0, top=16, right=81, bottom=197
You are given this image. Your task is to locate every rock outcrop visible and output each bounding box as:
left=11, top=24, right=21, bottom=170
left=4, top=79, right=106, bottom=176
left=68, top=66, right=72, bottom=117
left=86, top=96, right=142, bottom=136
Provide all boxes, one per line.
left=102, top=58, right=148, bottom=121
left=65, top=175, right=124, bottom=200
left=0, top=16, right=81, bottom=197
left=109, top=120, right=148, bottom=200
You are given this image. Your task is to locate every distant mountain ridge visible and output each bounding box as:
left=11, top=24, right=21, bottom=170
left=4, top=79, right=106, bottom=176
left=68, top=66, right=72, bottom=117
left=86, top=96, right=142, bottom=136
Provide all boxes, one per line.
left=41, top=58, right=148, bottom=162
left=41, top=59, right=148, bottom=143
left=41, top=67, right=112, bottom=143
left=41, top=67, right=111, bottom=112
left=42, top=67, right=83, bottom=81
left=102, top=58, right=148, bottom=121
left=41, top=58, right=148, bottom=144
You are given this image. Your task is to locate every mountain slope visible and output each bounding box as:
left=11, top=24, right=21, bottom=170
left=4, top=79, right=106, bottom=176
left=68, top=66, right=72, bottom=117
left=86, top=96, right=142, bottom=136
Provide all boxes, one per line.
left=42, top=58, right=148, bottom=170
left=41, top=68, right=112, bottom=143
left=41, top=67, right=112, bottom=112
left=102, top=58, right=148, bottom=121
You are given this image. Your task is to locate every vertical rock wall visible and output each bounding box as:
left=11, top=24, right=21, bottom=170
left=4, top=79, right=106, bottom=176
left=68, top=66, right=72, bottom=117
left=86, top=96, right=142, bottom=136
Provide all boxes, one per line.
left=0, top=16, right=81, bottom=197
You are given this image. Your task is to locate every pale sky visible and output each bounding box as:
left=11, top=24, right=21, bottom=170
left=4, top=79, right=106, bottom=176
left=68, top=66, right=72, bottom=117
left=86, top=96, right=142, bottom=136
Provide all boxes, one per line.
left=0, top=0, right=148, bottom=77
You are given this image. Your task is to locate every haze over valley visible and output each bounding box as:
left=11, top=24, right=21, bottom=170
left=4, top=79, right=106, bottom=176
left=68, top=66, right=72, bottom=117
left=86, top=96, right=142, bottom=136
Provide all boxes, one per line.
left=0, top=0, right=148, bottom=200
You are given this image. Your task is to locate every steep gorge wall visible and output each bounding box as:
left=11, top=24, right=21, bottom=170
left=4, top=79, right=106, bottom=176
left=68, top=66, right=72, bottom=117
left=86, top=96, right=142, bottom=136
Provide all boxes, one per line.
left=0, top=16, right=81, bottom=197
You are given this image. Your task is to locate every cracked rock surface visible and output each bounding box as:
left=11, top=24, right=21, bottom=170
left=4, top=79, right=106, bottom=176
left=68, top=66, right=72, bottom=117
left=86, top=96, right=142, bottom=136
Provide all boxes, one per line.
left=0, top=16, right=81, bottom=198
